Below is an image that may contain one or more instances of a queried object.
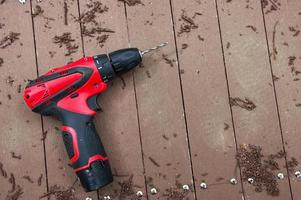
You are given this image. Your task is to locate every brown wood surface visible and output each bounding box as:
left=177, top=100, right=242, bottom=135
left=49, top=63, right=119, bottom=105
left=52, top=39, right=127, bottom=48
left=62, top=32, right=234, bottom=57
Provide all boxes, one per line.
left=1, top=0, right=301, bottom=199
left=0, top=1, right=47, bottom=199
left=78, top=0, right=147, bottom=199
left=125, top=1, right=195, bottom=199
left=216, top=0, right=292, bottom=199
left=30, top=0, right=97, bottom=199
left=171, top=0, right=243, bottom=199
left=262, top=0, right=301, bottom=198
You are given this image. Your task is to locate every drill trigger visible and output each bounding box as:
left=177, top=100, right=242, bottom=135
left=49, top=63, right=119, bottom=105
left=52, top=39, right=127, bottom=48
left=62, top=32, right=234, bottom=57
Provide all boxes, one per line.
left=87, top=94, right=102, bottom=112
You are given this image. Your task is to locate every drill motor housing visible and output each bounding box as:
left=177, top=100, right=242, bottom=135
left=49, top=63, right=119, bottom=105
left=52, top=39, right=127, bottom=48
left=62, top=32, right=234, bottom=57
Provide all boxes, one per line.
left=23, top=48, right=141, bottom=192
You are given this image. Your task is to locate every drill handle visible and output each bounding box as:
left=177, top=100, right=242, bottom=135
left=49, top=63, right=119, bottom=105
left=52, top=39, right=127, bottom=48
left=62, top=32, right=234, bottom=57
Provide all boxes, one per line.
left=60, top=110, right=113, bottom=191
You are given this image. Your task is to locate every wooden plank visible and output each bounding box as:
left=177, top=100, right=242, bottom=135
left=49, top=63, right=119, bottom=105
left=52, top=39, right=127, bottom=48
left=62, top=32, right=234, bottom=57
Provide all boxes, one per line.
left=262, top=0, right=301, bottom=198
left=170, top=0, right=243, bottom=199
left=0, top=1, right=46, bottom=199
left=78, top=0, right=147, bottom=199
left=30, top=0, right=98, bottom=199
left=216, top=0, right=292, bottom=199
left=125, top=1, right=195, bottom=199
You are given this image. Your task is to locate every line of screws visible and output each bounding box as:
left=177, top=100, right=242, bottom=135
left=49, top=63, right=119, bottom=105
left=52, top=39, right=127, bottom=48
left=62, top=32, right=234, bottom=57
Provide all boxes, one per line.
left=96, top=171, right=301, bottom=199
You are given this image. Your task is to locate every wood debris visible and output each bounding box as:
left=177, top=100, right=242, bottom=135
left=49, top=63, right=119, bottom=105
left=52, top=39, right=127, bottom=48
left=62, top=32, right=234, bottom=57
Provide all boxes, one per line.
left=229, top=97, right=256, bottom=111
left=53, top=32, right=78, bottom=56
left=0, top=32, right=20, bottom=49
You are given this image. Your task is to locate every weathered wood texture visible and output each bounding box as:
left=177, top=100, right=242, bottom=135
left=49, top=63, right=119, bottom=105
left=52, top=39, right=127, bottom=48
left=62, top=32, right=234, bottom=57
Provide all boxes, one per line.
left=171, top=0, right=243, bottom=199
left=262, top=0, right=301, bottom=198
left=1, top=0, right=301, bottom=199
left=0, top=1, right=46, bottom=199
left=216, top=0, right=292, bottom=199
left=30, top=0, right=97, bottom=198
left=78, top=0, right=147, bottom=199
left=125, top=0, right=195, bottom=199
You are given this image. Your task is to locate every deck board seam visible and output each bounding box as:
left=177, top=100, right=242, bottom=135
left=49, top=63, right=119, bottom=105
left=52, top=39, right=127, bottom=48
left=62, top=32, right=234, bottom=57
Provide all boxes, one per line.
left=76, top=0, right=86, bottom=57
left=123, top=2, right=149, bottom=199
left=260, top=1, right=294, bottom=199
left=214, top=0, right=246, bottom=198
left=169, top=0, right=197, bottom=199
left=29, top=0, right=49, bottom=193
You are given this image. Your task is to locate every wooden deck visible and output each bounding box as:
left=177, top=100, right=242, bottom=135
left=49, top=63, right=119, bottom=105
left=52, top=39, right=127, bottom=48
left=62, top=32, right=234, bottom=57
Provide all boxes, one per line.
left=0, top=0, right=300, bottom=199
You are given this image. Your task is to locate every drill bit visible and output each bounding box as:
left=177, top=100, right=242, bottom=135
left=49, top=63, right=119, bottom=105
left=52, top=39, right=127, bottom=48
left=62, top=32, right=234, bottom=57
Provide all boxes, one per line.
left=140, top=42, right=168, bottom=56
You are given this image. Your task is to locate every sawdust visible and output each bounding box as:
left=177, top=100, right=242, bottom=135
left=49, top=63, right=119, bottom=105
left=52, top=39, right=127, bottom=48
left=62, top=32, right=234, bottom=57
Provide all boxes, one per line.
left=17, top=84, right=21, bottom=93
left=8, top=173, right=16, bottom=193
left=224, top=123, right=230, bottom=130
left=0, top=161, right=7, bottom=178
left=145, top=70, right=151, bottom=78
left=22, top=175, right=34, bottom=183
left=197, top=35, right=204, bottom=41
left=6, top=185, right=23, bottom=200
left=118, top=0, right=144, bottom=6
left=78, top=0, right=115, bottom=45
left=162, top=54, right=175, bottom=67
left=32, top=5, right=44, bottom=18
left=6, top=76, right=14, bottom=86
left=10, top=152, right=21, bottom=160
left=236, top=144, right=286, bottom=196
left=96, top=34, right=109, bottom=47
left=181, top=43, right=188, bottom=50
left=272, top=74, right=279, bottom=81
left=262, top=0, right=280, bottom=14
left=271, top=21, right=279, bottom=60
left=32, top=5, right=55, bottom=29
left=246, top=25, right=257, bottom=33
left=118, top=175, right=135, bottom=198
left=288, top=56, right=296, bottom=66
left=53, top=32, right=78, bottom=56
left=178, top=10, right=198, bottom=36
left=82, top=26, right=115, bottom=37
left=229, top=97, right=256, bottom=111
left=289, top=26, right=300, bottom=37
left=40, top=180, right=78, bottom=200
left=0, top=32, right=20, bottom=49
left=163, top=187, right=188, bottom=200
left=287, top=157, right=298, bottom=174
left=41, top=130, right=48, bottom=141
left=0, top=22, right=4, bottom=29
left=64, top=0, right=68, bottom=26
left=148, top=156, right=160, bottom=167
left=79, top=1, right=108, bottom=25
left=37, top=174, right=43, bottom=186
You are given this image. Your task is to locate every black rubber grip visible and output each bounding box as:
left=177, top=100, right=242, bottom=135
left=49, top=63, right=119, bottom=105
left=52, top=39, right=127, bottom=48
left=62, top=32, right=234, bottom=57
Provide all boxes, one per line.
left=60, top=110, right=113, bottom=192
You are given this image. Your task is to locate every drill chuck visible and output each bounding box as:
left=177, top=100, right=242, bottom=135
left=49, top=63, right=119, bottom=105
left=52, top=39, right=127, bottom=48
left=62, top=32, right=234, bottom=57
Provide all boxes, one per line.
left=94, top=48, right=142, bottom=83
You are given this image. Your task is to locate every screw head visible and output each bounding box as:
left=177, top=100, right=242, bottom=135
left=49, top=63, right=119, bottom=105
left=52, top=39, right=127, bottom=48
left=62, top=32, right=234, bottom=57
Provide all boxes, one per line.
left=277, top=172, right=284, bottom=180
left=150, top=188, right=157, bottom=195
left=200, top=182, right=207, bottom=189
left=230, top=178, right=238, bottom=185
left=19, top=0, right=26, bottom=4
left=85, top=197, right=92, bottom=200
left=103, top=196, right=111, bottom=200
left=247, top=178, right=254, bottom=184
left=182, top=184, right=190, bottom=191
left=295, top=170, right=301, bottom=178
left=136, top=191, right=143, bottom=197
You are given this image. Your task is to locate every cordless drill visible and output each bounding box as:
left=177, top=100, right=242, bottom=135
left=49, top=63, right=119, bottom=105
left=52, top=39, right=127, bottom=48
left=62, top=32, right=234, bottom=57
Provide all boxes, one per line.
left=23, top=43, right=167, bottom=192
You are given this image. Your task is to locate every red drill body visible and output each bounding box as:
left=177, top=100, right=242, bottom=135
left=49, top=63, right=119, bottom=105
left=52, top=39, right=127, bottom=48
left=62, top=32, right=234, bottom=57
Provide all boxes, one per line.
left=23, top=48, right=143, bottom=192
